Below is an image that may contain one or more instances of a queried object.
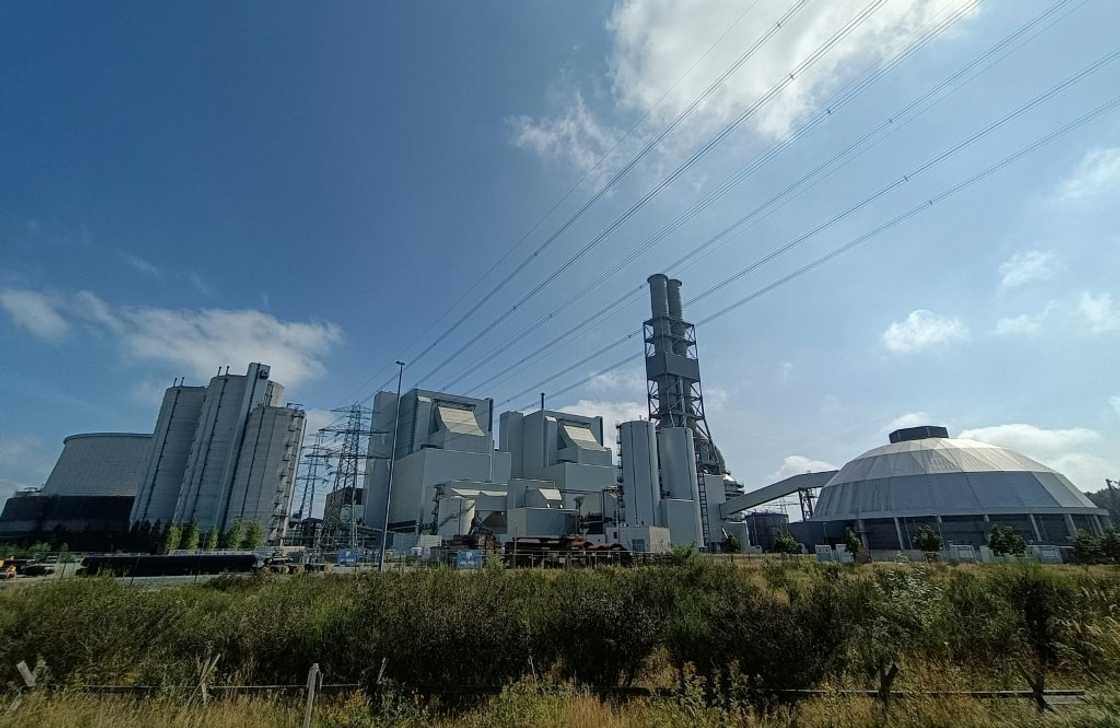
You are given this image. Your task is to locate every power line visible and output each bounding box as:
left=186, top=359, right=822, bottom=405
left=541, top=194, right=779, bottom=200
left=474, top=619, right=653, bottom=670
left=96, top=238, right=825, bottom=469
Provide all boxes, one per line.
left=500, top=90, right=1120, bottom=410
left=402, top=0, right=812, bottom=379
left=415, top=0, right=889, bottom=385
left=318, top=2, right=790, bottom=414
left=449, top=0, right=1025, bottom=394
left=459, top=0, right=1070, bottom=396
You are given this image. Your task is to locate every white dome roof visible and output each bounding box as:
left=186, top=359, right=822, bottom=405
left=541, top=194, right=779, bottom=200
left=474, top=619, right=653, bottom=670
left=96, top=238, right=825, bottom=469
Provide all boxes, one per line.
left=812, top=431, right=1103, bottom=521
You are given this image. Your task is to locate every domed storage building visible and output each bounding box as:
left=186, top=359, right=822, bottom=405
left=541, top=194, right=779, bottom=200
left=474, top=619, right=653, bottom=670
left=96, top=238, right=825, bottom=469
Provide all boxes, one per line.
left=806, top=426, right=1110, bottom=550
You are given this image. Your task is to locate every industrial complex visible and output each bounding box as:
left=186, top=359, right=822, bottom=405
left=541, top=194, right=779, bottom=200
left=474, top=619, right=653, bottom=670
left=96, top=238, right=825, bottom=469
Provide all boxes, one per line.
left=0, top=275, right=1111, bottom=559
left=1, top=363, right=305, bottom=548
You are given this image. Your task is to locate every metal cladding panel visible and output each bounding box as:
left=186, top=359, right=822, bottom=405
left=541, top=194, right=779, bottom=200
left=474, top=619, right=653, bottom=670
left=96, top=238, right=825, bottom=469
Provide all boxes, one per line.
left=644, top=351, right=700, bottom=381
left=657, top=427, right=698, bottom=501
left=661, top=498, right=702, bottom=548
left=175, top=363, right=278, bottom=532
left=507, top=507, right=575, bottom=538
left=813, top=435, right=1107, bottom=522
left=436, top=405, right=485, bottom=436
left=42, top=433, right=152, bottom=498
left=701, top=474, right=726, bottom=544
left=383, top=447, right=510, bottom=528
left=436, top=496, right=477, bottom=539
left=132, top=386, right=206, bottom=525
left=227, top=406, right=305, bottom=544
left=620, top=420, right=659, bottom=528
left=0, top=494, right=134, bottom=538
left=500, top=411, right=525, bottom=477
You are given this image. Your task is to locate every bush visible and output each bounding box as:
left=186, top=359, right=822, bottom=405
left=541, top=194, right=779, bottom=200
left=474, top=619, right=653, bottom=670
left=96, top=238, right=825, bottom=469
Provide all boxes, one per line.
left=988, top=525, right=1026, bottom=556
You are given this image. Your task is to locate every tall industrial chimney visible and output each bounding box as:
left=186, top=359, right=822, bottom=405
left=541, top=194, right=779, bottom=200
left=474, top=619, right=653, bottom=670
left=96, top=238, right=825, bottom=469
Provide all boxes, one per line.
left=643, top=274, right=727, bottom=476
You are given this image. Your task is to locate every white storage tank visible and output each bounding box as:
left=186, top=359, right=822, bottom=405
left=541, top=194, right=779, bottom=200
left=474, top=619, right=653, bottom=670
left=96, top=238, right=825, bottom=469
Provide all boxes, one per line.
left=42, top=432, right=153, bottom=497
left=131, top=384, right=207, bottom=525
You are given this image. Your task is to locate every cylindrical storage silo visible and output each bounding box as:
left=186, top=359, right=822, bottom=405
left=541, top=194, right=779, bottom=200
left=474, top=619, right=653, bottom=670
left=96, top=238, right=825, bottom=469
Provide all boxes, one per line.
left=131, top=385, right=206, bottom=525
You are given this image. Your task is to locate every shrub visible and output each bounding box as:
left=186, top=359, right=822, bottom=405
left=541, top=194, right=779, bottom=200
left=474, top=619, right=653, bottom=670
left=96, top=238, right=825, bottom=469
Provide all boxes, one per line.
left=988, top=525, right=1026, bottom=556
left=913, top=526, right=942, bottom=554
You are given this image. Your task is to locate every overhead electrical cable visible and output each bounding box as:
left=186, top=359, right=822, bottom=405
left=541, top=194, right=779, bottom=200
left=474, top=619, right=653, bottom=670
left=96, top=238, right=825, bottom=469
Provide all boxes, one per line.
left=388, top=1, right=764, bottom=369
left=454, top=0, right=1066, bottom=396
left=448, top=0, right=997, bottom=393
left=414, top=0, right=889, bottom=385
left=402, top=0, right=812, bottom=379
left=327, top=4, right=764, bottom=414
left=517, top=93, right=1120, bottom=411
left=495, top=60, right=1120, bottom=408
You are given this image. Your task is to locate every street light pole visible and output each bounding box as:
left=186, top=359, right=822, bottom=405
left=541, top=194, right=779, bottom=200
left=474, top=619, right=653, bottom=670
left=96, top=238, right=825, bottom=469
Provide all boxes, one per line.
left=378, top=361, right=406, bottom=573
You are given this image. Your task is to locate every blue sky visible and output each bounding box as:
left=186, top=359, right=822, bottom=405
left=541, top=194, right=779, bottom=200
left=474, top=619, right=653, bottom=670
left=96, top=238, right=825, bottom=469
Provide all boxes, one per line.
left=2, top=0, right=1118, bottom=513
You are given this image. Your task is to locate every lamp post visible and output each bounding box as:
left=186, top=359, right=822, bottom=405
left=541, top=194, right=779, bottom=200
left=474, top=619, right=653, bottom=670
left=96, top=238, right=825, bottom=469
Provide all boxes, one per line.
left=378, top=361, right=406, bottom=573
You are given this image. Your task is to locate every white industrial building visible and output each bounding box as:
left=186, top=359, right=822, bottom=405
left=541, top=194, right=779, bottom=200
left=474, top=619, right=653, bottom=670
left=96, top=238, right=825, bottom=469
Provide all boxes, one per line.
left=800, top=425, right=1111, bottom=549
left=356, top=276, right=751, bottom=554
left=131, top=362, right=305, bottom=543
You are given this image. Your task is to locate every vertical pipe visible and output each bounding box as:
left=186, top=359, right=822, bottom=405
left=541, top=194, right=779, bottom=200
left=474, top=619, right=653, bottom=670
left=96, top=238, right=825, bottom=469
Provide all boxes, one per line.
left=540, top=393, right=547, bottom=472
left=379, top=361, right=406, bottom=573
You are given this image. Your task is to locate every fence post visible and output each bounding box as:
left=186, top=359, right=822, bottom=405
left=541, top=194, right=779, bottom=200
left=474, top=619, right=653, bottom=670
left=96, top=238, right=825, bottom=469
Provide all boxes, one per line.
left=303, top=663, right=322, bottom=728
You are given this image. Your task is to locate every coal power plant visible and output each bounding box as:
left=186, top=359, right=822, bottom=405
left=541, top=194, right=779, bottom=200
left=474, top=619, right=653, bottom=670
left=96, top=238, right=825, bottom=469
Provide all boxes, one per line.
left=0, top=274, right=1110, bottom=562
left=0, top=363, right=305, bottom=549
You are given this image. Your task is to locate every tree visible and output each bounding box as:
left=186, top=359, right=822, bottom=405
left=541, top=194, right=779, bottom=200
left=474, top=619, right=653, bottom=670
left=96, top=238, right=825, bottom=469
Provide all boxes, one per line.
left=988, top=525, right=1026, bottom=556
left=773, top=531, right=801, bottom=555
left=203, top=528, right=219, bottom=551
left=913, top=526, right=942, bottom=554
left=179, top=521, right=200, bottom=551
left=1101, top=529, right=1120, bottom=563
left=161, top=523, right=182, bottom=554
left=997, top=567, right=1079, bottom=713
left=724, top=534, right=741, bottom=554
left=221, top=520, right=245, bottom=550
left=848, top=569, right=944, bottom=707
left=1072, top=530, right=1103, bottom=564
left=844, top=528, right=863, bottom=555
left=241, top=520, right=263, bottom=550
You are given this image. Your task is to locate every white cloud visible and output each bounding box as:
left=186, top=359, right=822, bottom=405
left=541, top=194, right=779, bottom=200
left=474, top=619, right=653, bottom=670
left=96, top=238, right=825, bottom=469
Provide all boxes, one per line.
left=510, top=92, right=621, bottom=175
left=958, top=423, right=1101, bottom=455
left=881, top=309, right=968, bottom=353
left=887, top=411, right=931, bottom=431
left=113, top=305, right=341, bottom=390
left=558, top=399, right=648, bottom=445
left=998, top=250, right=1056, bottom=289
left=0, top=288, right=69, bottom=340
left=1059, top=147, right=1120, bottom=200
left=773, top=455, right=838, bottom=481
left=1047, top=453, right=1117, bottom=493
left=118, top=251, right=161, bottom=277
left=1110, top=396, right=1120, bottom=419
left=994, top=303, right=1055, bottom=337
left=0, top=287, right=341, bottom=390
left=514, top=1, right=979, bottom=171
left=1077, top=291, right=1119, bottom=334
left=187, top=272, right=214, bottom=297
left=586, top=366, right=647, bottom=395
left=303, top=408, right=341, bottom=439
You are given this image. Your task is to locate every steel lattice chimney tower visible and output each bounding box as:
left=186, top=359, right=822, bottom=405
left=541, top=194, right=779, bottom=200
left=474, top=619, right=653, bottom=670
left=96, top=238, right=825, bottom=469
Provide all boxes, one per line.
left=644, top=274, right=727, bottom=475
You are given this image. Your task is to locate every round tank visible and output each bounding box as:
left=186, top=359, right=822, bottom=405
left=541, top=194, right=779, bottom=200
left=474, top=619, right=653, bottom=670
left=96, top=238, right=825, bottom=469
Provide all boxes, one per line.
left=41, top=433, right=153, bottom=497
left=131, top=385, right=207, bottom=524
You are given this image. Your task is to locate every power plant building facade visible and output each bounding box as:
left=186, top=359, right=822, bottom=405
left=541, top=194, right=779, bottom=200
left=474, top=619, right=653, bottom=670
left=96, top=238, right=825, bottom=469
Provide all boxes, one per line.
left=794, top=426, right=1111, bottom=550
left=131, top=363, right=305, bottom=542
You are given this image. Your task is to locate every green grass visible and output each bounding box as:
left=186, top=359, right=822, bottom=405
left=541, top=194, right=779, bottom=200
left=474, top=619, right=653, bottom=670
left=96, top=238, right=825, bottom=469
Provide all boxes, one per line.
left=1, top=560, right=1118, bottom=724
